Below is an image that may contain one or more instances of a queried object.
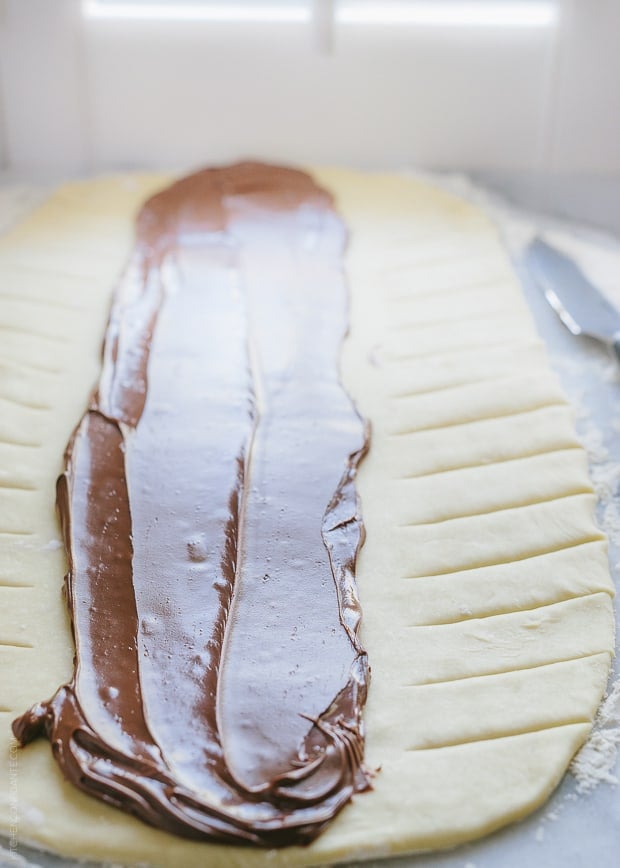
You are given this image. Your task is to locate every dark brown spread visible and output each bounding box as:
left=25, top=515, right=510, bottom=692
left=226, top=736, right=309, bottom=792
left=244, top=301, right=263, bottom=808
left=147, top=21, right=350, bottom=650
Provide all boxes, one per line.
left=12, top=162, right=371, bottom=846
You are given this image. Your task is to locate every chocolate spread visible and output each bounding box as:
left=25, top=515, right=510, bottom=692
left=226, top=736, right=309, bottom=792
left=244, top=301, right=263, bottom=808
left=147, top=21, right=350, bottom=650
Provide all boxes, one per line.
left=12, top=163, right=371, bottom=846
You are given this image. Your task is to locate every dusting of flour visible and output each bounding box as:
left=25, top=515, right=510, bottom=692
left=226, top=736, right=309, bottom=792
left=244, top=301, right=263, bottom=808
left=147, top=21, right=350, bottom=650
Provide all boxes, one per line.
left=570, top=680, right=620, bottom=792
left=554, top=352, right=620, bottom=794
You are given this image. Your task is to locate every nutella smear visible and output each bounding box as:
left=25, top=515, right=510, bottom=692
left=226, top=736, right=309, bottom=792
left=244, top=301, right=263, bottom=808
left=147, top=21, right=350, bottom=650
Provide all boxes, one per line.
left=12, top=163, right=371, bottom=846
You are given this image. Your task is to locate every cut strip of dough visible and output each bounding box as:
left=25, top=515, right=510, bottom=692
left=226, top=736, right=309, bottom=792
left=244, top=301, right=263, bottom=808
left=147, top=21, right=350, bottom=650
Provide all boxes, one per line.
left=0, top=167, right=614, bottom=867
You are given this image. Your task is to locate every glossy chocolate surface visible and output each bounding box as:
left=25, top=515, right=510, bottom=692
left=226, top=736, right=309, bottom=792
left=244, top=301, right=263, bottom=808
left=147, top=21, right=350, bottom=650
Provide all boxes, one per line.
left=13, top=163, right=371, bottom=846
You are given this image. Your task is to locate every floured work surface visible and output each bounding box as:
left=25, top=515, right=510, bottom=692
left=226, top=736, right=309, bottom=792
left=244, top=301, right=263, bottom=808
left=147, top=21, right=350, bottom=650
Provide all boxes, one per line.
left=0, top=165, right=615, bottom=867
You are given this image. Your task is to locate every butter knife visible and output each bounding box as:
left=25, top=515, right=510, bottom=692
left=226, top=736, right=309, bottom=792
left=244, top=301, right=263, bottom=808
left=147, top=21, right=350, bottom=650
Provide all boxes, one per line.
left=525, top=238, right=620, bottom=363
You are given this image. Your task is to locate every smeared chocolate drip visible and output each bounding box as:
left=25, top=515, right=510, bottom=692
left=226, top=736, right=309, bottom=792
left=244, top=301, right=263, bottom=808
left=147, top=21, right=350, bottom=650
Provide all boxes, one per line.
left=13, top=162, right=371, bottom=846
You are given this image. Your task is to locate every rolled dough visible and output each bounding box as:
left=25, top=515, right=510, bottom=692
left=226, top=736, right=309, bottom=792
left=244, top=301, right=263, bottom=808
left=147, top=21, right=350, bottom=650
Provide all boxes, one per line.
left=0, top=168, right=614, bottom=866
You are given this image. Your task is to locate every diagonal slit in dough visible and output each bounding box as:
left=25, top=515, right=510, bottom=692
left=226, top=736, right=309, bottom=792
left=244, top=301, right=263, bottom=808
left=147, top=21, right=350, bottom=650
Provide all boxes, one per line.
left=0, top=482, right=37, bottom=492
left=399, top=490, right=596, bottom=527
left=403, top=651, right=612, bottom=688
left=389, top=373, right=533, bottom=398
left=388, top=402, right=567, bottom=436
left=410, top=589, right=614, bottom=628
left=407, top=719, right=593, bottom=752
left=399, top=445, right=583, bottom=479
left=400, top=536, right=603, bottom=578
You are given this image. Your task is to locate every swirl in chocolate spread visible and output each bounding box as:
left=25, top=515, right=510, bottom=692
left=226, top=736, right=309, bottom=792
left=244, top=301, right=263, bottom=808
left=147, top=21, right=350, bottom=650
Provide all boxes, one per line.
left=12, top=163, right=372, bottom=846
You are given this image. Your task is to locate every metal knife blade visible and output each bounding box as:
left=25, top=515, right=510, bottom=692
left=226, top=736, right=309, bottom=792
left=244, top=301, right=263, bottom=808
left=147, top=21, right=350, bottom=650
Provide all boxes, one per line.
left=525, top=238, right=620, bottom=360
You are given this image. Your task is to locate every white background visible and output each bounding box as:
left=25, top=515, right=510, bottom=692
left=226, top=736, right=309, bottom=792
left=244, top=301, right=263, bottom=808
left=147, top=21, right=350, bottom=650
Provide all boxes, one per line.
left=0, top=0, right=618, bottom=179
